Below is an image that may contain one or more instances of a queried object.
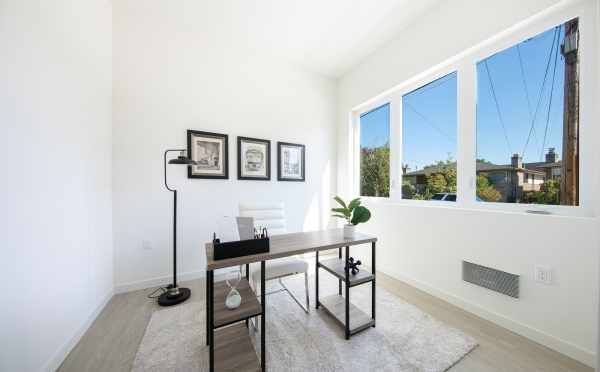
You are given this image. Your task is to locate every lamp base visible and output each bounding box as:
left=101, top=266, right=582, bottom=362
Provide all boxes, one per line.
left=158, top=287, right=191, bottom=306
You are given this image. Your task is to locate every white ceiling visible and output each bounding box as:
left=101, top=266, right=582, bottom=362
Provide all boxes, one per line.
left=161, top=0, right=441, bottom=78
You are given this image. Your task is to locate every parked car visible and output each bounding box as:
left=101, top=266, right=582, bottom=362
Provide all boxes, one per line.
left=431, top=192, right=485, bottom=202
left=431, top=192, right=456, bottom=201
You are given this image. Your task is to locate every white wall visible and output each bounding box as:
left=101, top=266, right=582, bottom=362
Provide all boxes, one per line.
left=0, top=1, right=113, bottom=371
left=338, top=0, right=598, bottom=367
left=112, top=0, right=337, bottom=292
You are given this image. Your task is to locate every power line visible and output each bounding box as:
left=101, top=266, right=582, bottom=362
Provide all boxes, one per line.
left=517, top=44, right=534, bottom=117
left=521, top=27, right=560, bottom=158
left=404, top=101, right=455, bottom=143
left=404, top=73, right=455, bottom=98
left=516, top=44, right=539, bottom=149
left=540, top=26, right=561, bottom=161
left=484, top=60, right=512, bottom=155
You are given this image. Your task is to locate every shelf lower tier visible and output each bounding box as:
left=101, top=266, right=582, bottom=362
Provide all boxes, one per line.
left=318, top=295, right=375, bottom=335
left=318, top=258, right=374, bottom=287
left=214, top=323, right=261, bottom=372
left=213, top=278, right=262, bottom=328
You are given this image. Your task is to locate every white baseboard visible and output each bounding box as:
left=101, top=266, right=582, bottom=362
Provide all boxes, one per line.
left=381, top=268, right=596, bottom=368
left=114, top=270, right=206, bottom=294
left=44, top=289, right=114, bottom=372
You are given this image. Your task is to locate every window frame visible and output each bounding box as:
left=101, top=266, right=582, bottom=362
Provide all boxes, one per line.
left=350, top=0, right=596, bottom=217
left=352, top=97, right=396, bottom=200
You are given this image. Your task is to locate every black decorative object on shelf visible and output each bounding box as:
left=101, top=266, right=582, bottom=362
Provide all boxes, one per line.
left=345, top=257, right=362, bottom=275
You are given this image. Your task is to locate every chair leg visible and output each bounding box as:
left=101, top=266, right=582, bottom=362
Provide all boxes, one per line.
left=304, top=271, right=310, bottom=311
left=249, top=279, right=259, bottom=332
left=278, top=276, right=309, bottom=314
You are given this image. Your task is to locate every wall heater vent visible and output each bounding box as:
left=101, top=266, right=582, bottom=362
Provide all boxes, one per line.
left=462, top=261, right=519, bottom=299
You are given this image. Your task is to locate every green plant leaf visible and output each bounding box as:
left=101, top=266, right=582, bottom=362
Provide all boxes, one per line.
left=332, top=214, right=347, bottom=219
left=351, top=206, right=371, bottom=225
left=331, top=207, right=350, bottom=217
left=348, top=198, right=361, bottom=211
left=333, top=196, right=347, bottom=209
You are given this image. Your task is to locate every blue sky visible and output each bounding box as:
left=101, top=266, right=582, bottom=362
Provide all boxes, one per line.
left=361, top=23, right=567, bottom=171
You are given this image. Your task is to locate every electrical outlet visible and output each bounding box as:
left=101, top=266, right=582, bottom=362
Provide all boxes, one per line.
left=142, top=240, right=153, bottom=250
left=534, top=265, right=552, bottom=284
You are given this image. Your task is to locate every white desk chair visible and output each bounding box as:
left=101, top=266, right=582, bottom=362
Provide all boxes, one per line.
left=239, top=202, right=309, bottom=313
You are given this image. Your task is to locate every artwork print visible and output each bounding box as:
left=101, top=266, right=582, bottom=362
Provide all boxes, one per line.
left=277, top=142, right=305, bottom=181
left=238, top=137, right=270, bottom=180
left=187, top=130, right=229, bottom=179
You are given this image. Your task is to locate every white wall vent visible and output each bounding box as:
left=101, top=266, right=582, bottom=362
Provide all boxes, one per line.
left=462, top=261, right=519, bottom=299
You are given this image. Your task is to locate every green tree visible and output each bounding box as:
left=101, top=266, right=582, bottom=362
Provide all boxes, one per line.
left=360, top=144, right=390, bottom=197
left=476, top=175, right=502, bottom=202
left=522, top=177, right=560, bottom=205
left=401, top=180, right=416, bottom=199
left=418, top=159, right=457, bottom=199
left=427, top=173, right=448, bottom=195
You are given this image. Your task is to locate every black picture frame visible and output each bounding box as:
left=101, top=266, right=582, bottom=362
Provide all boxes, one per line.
left=237, top=136, right=271, bottom=181
left=187, top=130, right=229, bottom=179
left=277, top=141, right=305, bottom=182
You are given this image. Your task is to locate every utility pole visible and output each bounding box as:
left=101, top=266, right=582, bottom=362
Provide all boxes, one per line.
left=560, top=19, right=579, bottom=206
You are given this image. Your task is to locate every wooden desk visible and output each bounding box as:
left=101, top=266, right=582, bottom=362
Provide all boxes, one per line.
left=204, top=228, right=377, bottom=372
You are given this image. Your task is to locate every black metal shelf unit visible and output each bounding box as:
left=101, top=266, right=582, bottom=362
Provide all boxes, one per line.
left=206, top=262, right=266, bottom=372
left=315, top=242, right=376, bottom=339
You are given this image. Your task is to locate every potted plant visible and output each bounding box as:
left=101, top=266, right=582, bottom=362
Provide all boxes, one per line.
left=331, top=196, right=371, bottom=238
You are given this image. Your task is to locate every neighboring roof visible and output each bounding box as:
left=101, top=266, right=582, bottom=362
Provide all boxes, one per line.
left=404, top=161, right=552, bottom=177
left=404, top=163, right=456, bottom=177
left=524, top=160, right=562, bottom=169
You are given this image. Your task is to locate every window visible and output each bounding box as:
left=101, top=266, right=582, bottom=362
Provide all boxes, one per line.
left=351, top=5, right=590, bottom=216
left=476, top=19, right=579, bottom=206
left=402, top=72, right=457, bottom=201
left=359, top=103, right=390, bottom=197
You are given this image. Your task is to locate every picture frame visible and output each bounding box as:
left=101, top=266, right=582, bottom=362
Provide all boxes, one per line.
left=237, top=136, right=271, bottom=181
left=277, top=142, right=305, bottom=182
left=187, top=130, right=229, bottom=179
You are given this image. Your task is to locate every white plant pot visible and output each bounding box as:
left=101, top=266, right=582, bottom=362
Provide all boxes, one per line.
left=343, top=224, right=356, bottom=239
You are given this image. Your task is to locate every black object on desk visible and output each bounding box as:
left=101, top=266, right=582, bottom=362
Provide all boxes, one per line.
left=213, top=233, right=270, bottom=260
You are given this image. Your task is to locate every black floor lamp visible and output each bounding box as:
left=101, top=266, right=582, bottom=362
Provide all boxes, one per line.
left=159, top=149, right=197, bottom=307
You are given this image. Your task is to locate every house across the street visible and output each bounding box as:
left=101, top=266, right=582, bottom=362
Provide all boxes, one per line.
left=403, top=148, right=562, bottom=202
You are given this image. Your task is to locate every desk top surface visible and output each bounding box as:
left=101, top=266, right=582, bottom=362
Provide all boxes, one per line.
left=205, top=228, right=377, bottom=270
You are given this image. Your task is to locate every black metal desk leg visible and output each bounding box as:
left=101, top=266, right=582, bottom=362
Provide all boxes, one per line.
left=208, top=270, right=214, bottom=371
left=338, top=247, right=342, bottom=295
left=245, top=263, right=250, bottom=328
left=315, top=250, right=319, bottom=309
left=206, top=270, right=210, bottom=345
left=372, top=241, right=376, bottom=327
left=345, top=246, right=350, bottom=340
left=261, top=261, right=266, bottom=372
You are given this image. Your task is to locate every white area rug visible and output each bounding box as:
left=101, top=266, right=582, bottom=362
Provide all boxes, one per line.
left=132, top=275, right=477, bottom=372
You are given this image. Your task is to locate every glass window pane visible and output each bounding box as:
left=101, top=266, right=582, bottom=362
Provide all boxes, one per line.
left=402, top=72, right=458, bottom=201
left=476, top=19, right=579, bottom=206
left=360, top=103, right=390, bottom=197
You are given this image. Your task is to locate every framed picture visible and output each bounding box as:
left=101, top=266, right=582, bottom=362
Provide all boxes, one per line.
left=277, top=142, right=305, bottom=182
left=187, top=130, right=228, bottom=179
left=237, top=137, right=271, bottom=180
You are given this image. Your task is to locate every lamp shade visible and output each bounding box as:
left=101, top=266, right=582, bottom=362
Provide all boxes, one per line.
left=169, top=155, right=197, bottom=165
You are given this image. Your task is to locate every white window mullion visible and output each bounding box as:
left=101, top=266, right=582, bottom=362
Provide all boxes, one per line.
left=389, top=95, right=402, bottom=201
left=457, top=62, right=477, bottom=209
left=351, top=111, right=360, bottom=197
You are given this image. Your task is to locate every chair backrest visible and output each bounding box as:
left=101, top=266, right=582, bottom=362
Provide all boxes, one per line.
left=238, top=202, right=287, bottom=236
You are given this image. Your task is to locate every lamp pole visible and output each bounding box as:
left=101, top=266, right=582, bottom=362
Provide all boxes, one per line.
left=159, top=149, right=195, bottom=306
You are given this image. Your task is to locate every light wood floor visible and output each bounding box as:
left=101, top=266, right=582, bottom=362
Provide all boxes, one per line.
left=58, top=273, right=593, bottom=372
